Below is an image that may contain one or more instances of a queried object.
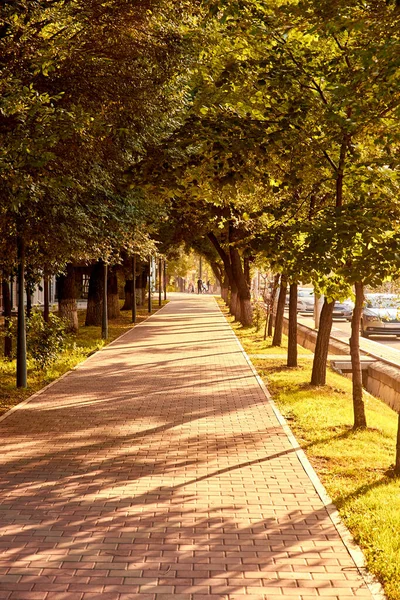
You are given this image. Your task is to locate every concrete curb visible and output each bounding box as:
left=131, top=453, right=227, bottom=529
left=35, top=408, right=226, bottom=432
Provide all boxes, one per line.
left=214, top=298, right=386, bottom=600
left=298, top=315, right=400, bottom=373
left=0, top=301, right=169, bottom=426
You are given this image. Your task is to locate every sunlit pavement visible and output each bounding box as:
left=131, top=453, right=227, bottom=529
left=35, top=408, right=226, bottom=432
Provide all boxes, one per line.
left=0, top=295, right=374, bottom=599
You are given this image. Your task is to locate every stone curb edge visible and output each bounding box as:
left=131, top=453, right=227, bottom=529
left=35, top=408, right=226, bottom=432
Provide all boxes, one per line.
left=214, top=298, right=386, bottom=600
left=0, top=301, right=169, bottom=427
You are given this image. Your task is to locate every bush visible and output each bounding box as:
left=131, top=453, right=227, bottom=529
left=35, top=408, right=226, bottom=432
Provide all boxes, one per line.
left=27, top=311, right=67, bottom=370
left=253, top=301, right=267, bottom=332
left=1, top=316, right=16, bottom=360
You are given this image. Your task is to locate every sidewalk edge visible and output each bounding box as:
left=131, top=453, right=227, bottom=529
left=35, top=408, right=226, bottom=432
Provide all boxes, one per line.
left=215, top=299, right=386, bottom=600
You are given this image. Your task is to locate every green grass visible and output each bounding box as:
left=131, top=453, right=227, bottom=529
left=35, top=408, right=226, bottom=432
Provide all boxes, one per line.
left=0, top=301, right=167, bottom=417
left=218, top=299, right=400, bottom=600
left=230, top=317, right=312, bottom=355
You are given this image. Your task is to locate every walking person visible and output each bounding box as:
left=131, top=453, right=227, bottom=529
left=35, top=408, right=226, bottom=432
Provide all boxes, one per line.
left=197, top=278, right=203, bottom=294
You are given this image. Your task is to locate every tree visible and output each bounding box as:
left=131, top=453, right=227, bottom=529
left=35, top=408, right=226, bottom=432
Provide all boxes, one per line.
left=0, top=0, right=199, bottom=384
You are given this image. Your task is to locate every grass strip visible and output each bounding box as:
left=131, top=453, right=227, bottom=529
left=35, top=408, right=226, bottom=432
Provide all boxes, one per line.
left=0, top=302, right=167, bottom=417
left=218, top=299, right=400, bottom=600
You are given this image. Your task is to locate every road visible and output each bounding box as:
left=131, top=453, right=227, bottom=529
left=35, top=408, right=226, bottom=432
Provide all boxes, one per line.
left=297, top=311, right=400, bottom=366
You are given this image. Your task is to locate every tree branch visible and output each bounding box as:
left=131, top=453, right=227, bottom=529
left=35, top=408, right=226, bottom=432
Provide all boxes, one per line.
left=323, top=150, right=338, bottom=172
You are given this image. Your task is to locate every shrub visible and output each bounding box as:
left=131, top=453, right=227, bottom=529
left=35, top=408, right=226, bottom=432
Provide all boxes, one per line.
left=253, top=301, right=266, bottom=332
left=27, top=311, right=67, bottom=370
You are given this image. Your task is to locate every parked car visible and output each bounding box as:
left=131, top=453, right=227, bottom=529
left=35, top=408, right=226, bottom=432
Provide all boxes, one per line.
left=297, top=288, right=314, bottom=313
left=333, top=299, right=353, bottom=319
left=361, top=293, right=400, bottom=338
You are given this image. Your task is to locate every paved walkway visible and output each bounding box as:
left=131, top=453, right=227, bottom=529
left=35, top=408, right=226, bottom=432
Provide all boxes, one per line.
left=0, top=295, right=374, bottom=600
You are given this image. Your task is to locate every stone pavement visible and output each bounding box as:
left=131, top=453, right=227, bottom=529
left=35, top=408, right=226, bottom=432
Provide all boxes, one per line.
left=0, top=295, right=375, bottom=600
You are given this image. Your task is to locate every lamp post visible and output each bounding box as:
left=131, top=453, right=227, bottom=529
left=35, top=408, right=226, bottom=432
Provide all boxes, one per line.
left=132, top=255, right=136, bottom=324
left=101, top=261, right=108, bottom=340
left=148, top=257, right=152, bottom=313
left=16, top=236, right=27, bottom=388
left=158, top=258, right=162, bottom=306
left=163, top=260, right=167, bottom=301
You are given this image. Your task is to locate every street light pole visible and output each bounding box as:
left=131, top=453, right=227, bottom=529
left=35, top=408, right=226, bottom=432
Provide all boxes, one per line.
left=132, top=255, right=136, bottom=324
left=16, top=236, right=27, bottom=388
left=148, top=257, right=152, bottom=313
left=163, top=260, right=167, bottom=301
left=101, top=261, right=108, bottom=340
left=164, top=259, right=167, bottom=300
left=158, top=258, right=162, bottom=307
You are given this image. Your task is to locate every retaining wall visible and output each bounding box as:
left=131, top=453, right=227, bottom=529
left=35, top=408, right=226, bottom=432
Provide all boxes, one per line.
left=283, top=316, right=400, bottom=414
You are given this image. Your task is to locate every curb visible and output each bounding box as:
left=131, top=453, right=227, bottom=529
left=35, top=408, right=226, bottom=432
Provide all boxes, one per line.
left=214, top=298, right=386, bottom=600
left=0, top=301, right=169, bottom=427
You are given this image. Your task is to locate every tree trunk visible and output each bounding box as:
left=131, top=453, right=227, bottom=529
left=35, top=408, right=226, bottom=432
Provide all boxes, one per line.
left=230, top=244, right=252, bottom=327
left=350, top=281, right=367, bottom=429
left=2, top=276, right=12, bottom=359
left=141, top=285, right=146, bottom=306
left=107, top=268, right=120, bottom=319
left=221, top=271, right=229, bottom=305
left=221, top=279, right=229, bottom=304
left=267, top=274, right=280, bottom=338
left=58, top=263, right=78, bottom=332
left=211, top=261, right=222, bottom=287
left=230, top=286, right=238, bottom=319
left=137, top=265, right=149, bottom=307
left=122, top=279, right=133, bottom=310
left=236, top=293, right=242, bottom=322
left=207, top=231, right=235, bottom=308
left=43, top=274, right=50, bottom=323
left=16, top=236, right=27, bottom=388
left=272, top=275, right=287, bottom=346
left=85, top=261, right=103, bottom=327
left=240, top=297, right=253, bottom=328
left=395, top=414, right=400, bottom=476
left=287, top=282, right=298, bottom=367
left=244, top=256, right=251, bottom=289
left=311, top=298, right=335, bottom=386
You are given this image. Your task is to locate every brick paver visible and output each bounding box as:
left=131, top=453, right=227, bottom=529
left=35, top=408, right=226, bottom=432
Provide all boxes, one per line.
left=0, top=295, right=374, bottom=599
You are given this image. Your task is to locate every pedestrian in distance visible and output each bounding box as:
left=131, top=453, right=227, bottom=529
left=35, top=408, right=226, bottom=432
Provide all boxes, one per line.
left=197, top=278, right=203, bottom=294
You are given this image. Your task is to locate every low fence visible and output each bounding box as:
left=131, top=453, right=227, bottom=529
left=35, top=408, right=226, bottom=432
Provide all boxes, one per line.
left=282, top=316, right=400, bottom=414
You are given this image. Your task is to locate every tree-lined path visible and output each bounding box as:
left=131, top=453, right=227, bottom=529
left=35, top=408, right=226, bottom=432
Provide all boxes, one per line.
left=0, top=295, right=373, bottom=600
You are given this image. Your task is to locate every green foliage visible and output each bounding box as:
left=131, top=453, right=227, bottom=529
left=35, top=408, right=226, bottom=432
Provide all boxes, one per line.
left=26, top=312, right=66, bottom=370
left=0, top=0, right=199, bottom=278
left=252, top=301, right=266, bottom=332
left=151, top=0, right=400, bottom=300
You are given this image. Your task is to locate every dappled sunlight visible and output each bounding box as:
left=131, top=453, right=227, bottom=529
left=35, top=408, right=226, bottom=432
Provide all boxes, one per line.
left=0, top=295, right=371, bottom=597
